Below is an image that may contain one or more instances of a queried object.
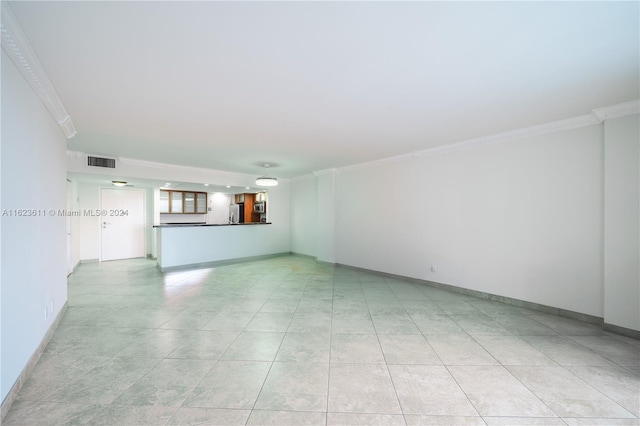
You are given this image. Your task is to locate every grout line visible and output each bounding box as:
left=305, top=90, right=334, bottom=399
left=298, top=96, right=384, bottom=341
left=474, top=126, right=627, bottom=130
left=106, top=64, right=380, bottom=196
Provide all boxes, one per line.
left=6, top=257, right=638, bottom=425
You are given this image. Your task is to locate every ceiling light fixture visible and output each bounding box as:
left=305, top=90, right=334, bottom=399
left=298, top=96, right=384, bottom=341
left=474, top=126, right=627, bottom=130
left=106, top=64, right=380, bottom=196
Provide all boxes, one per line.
left=256, top=163, right=278, bottom=187
left=112, top=181, right=127, bottom=187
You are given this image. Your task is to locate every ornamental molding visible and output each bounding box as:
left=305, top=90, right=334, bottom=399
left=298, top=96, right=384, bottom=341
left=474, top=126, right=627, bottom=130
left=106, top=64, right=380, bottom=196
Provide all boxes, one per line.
left=1, top=3, right=76, bottom=138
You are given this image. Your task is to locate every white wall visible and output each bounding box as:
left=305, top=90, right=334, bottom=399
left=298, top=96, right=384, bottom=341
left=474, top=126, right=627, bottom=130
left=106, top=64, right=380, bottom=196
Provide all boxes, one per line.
left=290, top=176, right=317, bottom=257
left=65, top=179, right=82, bottom=272
left=0, top=55, right=3, bottom=408
left=335, top=125, right=604, bottom=317
left=1, top=51, right=68, bottom=402
left=77, top=182, right=100, bottom=261
left=264, top=181, right=291, bottom=253
left=604, top=114, right=640, bottom=331
left=145, top=188, right=154, bottom=256
left=316, top=170, right=337, bottom=263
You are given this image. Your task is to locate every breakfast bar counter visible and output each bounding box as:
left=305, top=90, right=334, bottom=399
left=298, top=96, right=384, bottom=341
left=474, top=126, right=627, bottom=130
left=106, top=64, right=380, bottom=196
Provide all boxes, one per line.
left=154, top=222, right=288, bottom=271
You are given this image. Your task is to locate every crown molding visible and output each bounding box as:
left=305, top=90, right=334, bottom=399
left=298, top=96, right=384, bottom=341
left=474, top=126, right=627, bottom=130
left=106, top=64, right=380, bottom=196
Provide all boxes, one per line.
left=290, top=173, right=316, bottom=182
left=1, top=2, right=77, bottom=139
left=338, top=101, right=639, bottom=174
left=591, top=100, right=640, bottom=122
left=312, top=168, right=338, bottom=177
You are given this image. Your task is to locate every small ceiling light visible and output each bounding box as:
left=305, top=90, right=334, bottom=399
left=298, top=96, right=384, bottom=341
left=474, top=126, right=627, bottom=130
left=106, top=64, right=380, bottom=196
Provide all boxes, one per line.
left=112, top=181, right=127, bottom=187
left=256, top=163, right=278, bottom=187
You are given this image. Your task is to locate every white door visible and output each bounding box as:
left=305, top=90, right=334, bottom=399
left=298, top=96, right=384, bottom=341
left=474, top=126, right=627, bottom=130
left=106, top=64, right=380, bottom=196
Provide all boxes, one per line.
left=100, top=188, right=145, bottom=261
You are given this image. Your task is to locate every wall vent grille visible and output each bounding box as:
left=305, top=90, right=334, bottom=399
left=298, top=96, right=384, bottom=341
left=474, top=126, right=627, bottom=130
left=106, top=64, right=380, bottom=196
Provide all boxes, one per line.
left=87, top=156, right=116, bottom=168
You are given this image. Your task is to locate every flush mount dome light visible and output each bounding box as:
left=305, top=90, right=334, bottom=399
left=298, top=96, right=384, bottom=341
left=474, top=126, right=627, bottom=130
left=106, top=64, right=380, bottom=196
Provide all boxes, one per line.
left=256, top=176, right=278, bottom=186
left=112, top=181, right=127, bottom=187
left=256, top=163, right=278, bottom=187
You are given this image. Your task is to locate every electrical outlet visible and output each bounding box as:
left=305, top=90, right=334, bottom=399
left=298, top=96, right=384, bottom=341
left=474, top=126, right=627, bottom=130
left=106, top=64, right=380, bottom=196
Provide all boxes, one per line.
left=430, top=264, right=437, bottom=273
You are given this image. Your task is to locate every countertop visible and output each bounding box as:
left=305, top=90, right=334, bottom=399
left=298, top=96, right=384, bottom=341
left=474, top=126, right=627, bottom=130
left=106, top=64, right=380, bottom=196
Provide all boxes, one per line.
left=153, top=222, right=271, bottom=228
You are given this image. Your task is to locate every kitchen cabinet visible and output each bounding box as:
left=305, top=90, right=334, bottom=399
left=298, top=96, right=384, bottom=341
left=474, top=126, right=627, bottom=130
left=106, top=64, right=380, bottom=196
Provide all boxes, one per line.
left=171, top=192, right=184, bottom=213
left=159, top=190, right=170, bottom=213
left=160, top=190, right=207, bottom=214
left=184, top=192, right=195, bottom=213
left=196, top=193, right=207, bottom=213
left=244, top=193, right=255, bottom=223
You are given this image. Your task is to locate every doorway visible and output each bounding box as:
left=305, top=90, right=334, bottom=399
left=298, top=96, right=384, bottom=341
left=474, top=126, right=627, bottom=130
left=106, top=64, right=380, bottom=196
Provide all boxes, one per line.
left=100, top=188, right=145, bottom=261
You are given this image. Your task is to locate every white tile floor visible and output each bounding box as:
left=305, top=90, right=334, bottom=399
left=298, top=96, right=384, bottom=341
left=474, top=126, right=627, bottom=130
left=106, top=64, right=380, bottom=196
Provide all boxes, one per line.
left=4, top=256, right=639, bottom=425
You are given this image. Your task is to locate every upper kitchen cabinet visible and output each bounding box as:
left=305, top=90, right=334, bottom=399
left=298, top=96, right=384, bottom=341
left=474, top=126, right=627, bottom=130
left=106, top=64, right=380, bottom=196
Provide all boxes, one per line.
left=160, top=190, right=207, bottom=214
left=184, top=192, right=195, bottom=213
left=196, top=193, right=207, bottom=213
left=159, top=190, right=170, bottom=213
left=171, top=191, right=184, bottom=213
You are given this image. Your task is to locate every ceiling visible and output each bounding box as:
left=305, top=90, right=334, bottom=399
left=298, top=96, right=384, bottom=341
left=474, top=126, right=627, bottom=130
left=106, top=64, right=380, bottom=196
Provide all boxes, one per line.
left=9, top=1, right=639, bottom=179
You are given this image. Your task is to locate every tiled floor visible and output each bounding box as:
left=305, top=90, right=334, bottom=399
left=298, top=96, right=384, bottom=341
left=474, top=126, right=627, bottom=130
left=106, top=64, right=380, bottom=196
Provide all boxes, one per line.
left=4, top=255, right=639, bottom=425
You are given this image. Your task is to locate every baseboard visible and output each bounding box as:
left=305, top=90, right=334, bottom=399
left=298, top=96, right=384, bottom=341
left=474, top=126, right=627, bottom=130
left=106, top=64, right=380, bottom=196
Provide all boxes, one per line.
left=334, top=262, right=607, bottom=329
left=289, top=252, right=320, bottom=262
left=424, top=277, right=603, bottom=326
left=1, top=302, right=68, bottom=423
left=66, top=260, right=81, bottom=277
left=79, top=258, right=99, bottom=264
left=157, top=252, right=291, bottom=272
left=290, top=252, right=337, bottom=267
left=604, top=323, right=640, bottom=340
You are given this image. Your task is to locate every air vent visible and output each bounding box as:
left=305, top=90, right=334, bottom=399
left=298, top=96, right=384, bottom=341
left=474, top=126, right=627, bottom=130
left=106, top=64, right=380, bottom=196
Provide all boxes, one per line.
left=87, top=156, right=116, bottom=169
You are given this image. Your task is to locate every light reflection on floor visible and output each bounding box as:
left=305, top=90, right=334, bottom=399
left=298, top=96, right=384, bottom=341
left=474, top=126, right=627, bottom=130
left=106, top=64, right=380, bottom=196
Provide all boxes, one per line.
left=162, top=268, right=213, bottom=298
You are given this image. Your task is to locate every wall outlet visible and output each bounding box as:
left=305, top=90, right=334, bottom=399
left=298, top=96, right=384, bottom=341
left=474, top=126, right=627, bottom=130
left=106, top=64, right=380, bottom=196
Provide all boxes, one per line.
left=430, top=264, right=437, bottom=273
